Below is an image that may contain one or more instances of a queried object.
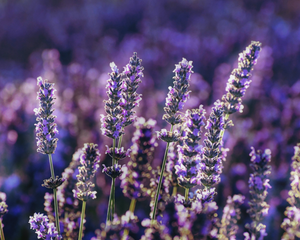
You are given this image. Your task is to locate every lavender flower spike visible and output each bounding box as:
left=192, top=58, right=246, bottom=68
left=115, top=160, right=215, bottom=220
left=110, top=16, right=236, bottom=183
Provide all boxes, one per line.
left=281, top=143, right=300, bottom=240
left=0, top=192, right=8, bottom=240
left=100, top=62, right=125, bottom=139
left=34, top=76, right=58, bottom=154
left=222, top=41, right=262, bottom=114
left=29, top=213, right=62, bottom=240
left=73, top=143, right=101, bottom=201
left=121, top=52, right=144, bottom=127
left=163, top=58, right=193, bottom=125
left=244, top=147, right=271, bottom=240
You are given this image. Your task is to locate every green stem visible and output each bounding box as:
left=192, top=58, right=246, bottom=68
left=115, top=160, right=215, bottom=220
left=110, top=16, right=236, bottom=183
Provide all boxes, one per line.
left=48, top=154, right=60, bottom=237
left=106, top=181, right=113, bottom=224
left=172, top=186, right=177, bottom=197
left=151, top=125, right=174, bottom=223
left=78, top=200, right=86, bottom=240
left=0, top=218, right=5, bottom=240
left=185, top=188, right=189, bottom=202
left=111, top=177, right=115, bottom=219
left=129, top=198, right=137, bottom=213
left=219, top=113, right=229, bottom=140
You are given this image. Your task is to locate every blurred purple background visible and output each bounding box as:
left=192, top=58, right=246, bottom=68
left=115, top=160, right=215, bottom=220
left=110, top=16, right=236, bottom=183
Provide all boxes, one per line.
left=0, top=0, right=299, bottom=239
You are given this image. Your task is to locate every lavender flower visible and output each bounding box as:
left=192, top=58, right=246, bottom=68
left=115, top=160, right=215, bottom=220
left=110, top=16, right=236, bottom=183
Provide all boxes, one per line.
left=0, top=193, right=8, bottom=218
left=199, top=100, right=225, bottom=200
left=175, top=105, right=206, bottom=191
left=156, top=129, right=180, bottom=143
left=162, top=58, right=193, bottom=126
left=121, top=52, right=144, bottom=127
left=29, top=213, right=62, bottom=240
left=105, top=145, right=131, bottom=161
left=102, top=163, right=124, bottom=179
left=222, top=41, right=262, bottom=114
left=73, top=143, right=101, bottom=201
left=34, top=76, right=58, bottom=154
left=100, top=62, right=125, bottom=139
left=120, top=117, right=157, bottom=200
left=219, top=194, right=245, bottom=239
left=281, top=143, right=300, bottom=239
left=244, top=147, right=271, bottom=240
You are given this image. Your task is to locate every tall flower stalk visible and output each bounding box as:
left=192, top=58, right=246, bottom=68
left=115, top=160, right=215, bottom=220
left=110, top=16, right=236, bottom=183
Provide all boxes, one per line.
left=175, top=106, right=206, bottom=202
left=281, top=143, right=300, bottom=239
left=244, top=147, right=272, bottom=240
left=34, top=76, right=63, bottom=237
left=152, top=58, right=193, bottom=222
left=73, top=143, right=100, bottom=240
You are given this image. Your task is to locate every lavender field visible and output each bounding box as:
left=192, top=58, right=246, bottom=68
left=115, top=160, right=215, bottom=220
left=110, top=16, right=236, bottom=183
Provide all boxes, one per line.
left=0, top=0, right=300, bottom=239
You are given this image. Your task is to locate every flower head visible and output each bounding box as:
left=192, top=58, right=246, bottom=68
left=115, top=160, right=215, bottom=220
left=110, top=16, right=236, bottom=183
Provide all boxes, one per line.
left=34, top=77, right=58, bottom=154
left=73, top=143, right=101, bottom=201
left=0, top=192, right=8, bottom=217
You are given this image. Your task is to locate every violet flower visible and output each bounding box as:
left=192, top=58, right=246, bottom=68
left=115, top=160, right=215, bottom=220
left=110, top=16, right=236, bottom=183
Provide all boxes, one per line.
left=121, top=52, right=144, bottom=127
left=29, top=213, right=62, bottom=240
left=281, top=143, right=300, bottom=239
left=198, top=100, right=225, bottom=202
left=244, top=147, right=271, bottom=240
left=219, top=194, right=245, bottom=239
left=175, top=105, right=206, bottom=200
left=222, top=41, right=262, bottom=115
left=100, top=62, right=125, bottom=139
left=34, top=76, right=58, bottom=155
left=0, top=192, right=8, bottom=240
left=73, top=143, right=100, bottom=201
left=162, top=58, right=193, bottom=126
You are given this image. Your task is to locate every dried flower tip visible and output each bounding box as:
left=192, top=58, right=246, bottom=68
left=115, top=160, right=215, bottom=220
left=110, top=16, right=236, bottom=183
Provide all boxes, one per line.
left=42, top=176, right=65, bottom=189
left=105, top=145, right=131, bottom=161
left=157, top=129, right=179, bottom=143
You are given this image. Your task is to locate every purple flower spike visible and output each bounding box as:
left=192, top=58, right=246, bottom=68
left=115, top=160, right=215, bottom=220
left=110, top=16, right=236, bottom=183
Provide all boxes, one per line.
left=163, top=58, right=193, bottom=125
left=281, top=144, right=300, bottom=239
left=157, top=129, right=180, bottom=143
left=29, top=213, right=62, bottom=239
left=100, top=62, right=125, bottom=139
left=73, top=143, right=101, bottom=201
left=34, top=76, right=58, bottom=154
left=121, top=52, right=144, bottom=127
left=0, top=192, right=8, bottom=217
left=244, top=147, right=271, bottom=239
left=222, top=41, right=262, bottom=114
left=102, top=163, right=124, bottom=179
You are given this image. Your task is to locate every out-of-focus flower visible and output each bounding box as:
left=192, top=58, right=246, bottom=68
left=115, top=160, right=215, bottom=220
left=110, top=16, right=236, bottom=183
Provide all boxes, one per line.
left=244, top=147, right=271, bottom=239
left=121, top=117, right=157, bottom=199
left=73, top=143, right=101, bottom=201
left=0, top=192, right=8, bottom=218
left=34, top=77, right=59, bottom=154
left=222, top=41, right=262, bottom=114
left=218, top=194, right=245, bottom=239
left=29, top=213, right=62, bottom=240
left=281, top=143, right=300, bottom=239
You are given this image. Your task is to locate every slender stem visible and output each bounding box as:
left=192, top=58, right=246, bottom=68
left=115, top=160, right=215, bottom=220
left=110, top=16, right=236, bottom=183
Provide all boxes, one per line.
left=78, top=200, right=86, bottom=240
left=172, top=186, right=177, bottom=197
left=129, top=198, right=137, bottom=213
left=0, top=218, right=5, bottom=240
left=185, top=188, right=189, bottom=202
left=106, top=181, right=113, bottom=224
left=151, top=125, right=174, bottom=223
left=48, top=154, right=60, bottom=236
left=219, top=113, right=229, bottom=140
left=111, top=177, right=115, bottom=219
left=117, top=129, right=124, bottom=148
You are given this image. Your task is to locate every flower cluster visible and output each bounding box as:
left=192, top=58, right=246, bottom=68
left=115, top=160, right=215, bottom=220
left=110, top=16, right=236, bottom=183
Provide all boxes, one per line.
left=175, top=105, right=206, bottom=190
left=281, top=143, right=300, bottom=239
left=162, top=58, right=193, bottom=126
left=222, top=41, right=262, bottom=114
left=244, top=147, right=271, bottom=239
left=218, top=194, right=245, bottom=239
left=121, top=117, right=157, bottom=199
left=0, top=192, right=8, bottom=218
left=73, top=143, right=101, bottom=201
left=102, top=163, right=124, bottom=179
left=199, top=100, right=225, bottom=200
left=34, top=77, right=59, bottom=154
left=121, top=52, right=144, bottom=127
left=100, top=63, right=125, bottom=139
left=29, top=213, right=62, bottom=240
